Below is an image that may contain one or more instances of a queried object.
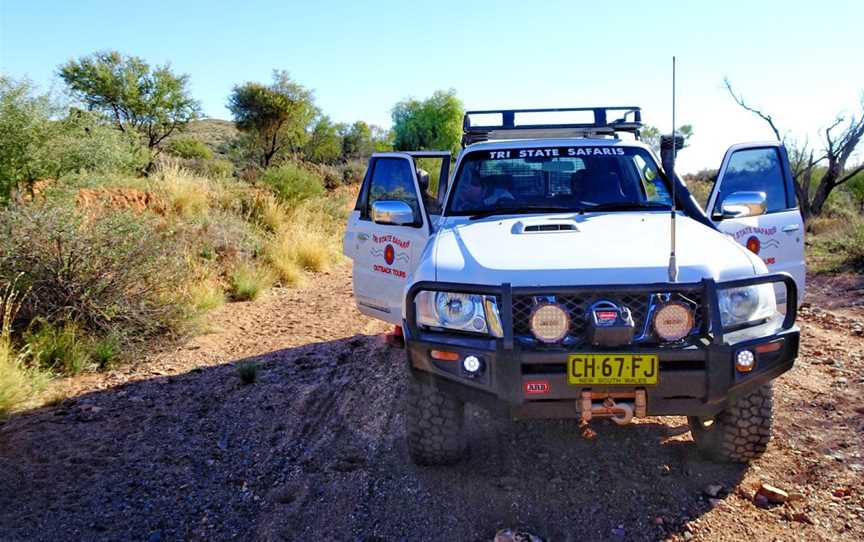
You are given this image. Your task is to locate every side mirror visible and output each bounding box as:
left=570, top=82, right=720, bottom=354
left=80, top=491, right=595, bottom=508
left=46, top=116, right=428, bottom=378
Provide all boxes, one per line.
left=371, top=200, right=416, bottom=225
left=719, top=191, right=767, bottom=219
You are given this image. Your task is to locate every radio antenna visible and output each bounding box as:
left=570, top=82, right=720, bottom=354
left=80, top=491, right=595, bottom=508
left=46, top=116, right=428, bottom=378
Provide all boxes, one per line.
left=667, top=56, right=679, bottom=283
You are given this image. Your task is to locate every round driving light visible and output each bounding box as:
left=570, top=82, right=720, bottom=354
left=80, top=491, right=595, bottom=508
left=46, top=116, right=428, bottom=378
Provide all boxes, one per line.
left=463, top=355, right=481, bottom=373
left=736, top=350, right=756, bottom=372
left=530, top=303, right=570, bottom=343
left=653, top=302, right=695, bottom=342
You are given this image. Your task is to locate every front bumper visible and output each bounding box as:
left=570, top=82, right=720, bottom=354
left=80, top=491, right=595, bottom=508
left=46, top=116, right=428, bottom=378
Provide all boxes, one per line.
left=404, top=274, right=799, bottom=418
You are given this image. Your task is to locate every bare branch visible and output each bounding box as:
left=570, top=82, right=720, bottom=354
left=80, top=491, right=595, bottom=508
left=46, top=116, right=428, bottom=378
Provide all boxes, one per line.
left=835, top=163, right=864, bottom=186
left=723, top=78, right=782, bottom=141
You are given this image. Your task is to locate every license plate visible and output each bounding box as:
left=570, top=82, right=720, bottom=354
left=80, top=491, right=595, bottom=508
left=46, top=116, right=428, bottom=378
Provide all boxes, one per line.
left=567, top=354, right=659, bottom=385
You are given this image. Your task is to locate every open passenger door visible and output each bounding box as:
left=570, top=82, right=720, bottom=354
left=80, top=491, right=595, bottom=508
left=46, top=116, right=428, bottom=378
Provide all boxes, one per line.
left=343, top=152, right=450, bottom=323
left=706, top=142, right=805, bottom=304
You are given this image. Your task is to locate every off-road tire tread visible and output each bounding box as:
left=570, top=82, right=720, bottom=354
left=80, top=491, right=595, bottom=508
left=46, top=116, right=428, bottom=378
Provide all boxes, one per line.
left=689, top=383, right=773, bottom=463
left=406, top=378, right=466, bottom=465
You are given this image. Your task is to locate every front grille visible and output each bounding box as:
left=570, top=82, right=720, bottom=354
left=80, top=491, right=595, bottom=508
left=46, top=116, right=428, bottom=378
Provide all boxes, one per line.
left=512, top=289, right=703, bottom=346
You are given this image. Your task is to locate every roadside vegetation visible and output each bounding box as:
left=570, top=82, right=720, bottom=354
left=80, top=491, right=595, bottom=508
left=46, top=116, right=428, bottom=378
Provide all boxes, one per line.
left=0, top=52, right=410, bottom=415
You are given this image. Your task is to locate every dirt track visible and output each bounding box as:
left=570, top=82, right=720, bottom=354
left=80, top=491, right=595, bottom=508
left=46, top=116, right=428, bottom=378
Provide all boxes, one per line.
left=0, top=264, right=862, bottom=541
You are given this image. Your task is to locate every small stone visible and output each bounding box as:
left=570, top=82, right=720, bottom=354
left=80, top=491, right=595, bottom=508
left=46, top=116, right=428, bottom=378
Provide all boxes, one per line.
left=659, top=464, right=671, bottom=475
left=147, top=531, right=162, bottom=542
left=787, top=492, right=806, bottom=503
left=704, top=484, right=723, bottom=498
left=757, top=482, right=789, bottom=504
left=792, top=512, right=814, bottom=524
left=610, top=525, right=625, bottom=539
left=683, top=532, right=693, bottom=541
left=754, top=494, right=771, bottom=509
left=708, top=498, right=724, bottom=509
left=654, top=516, right=664, bottom=526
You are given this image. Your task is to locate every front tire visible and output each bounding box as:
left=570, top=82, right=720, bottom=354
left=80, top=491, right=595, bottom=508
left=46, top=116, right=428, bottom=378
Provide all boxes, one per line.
left=405, top=377, right=466, bottom=466
left=688, top=383, right=774, bottom=463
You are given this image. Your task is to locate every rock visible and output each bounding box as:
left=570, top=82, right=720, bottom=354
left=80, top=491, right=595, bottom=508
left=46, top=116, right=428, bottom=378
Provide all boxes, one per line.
left=654, top=516, right=664, bottom=526
left=683, top=532, right=693, bottom=541
left=610, top=525, right=625, bottom=539
left=787, top=492, right=806, bottom=503
left=792, top=512, right=814, bottom=524
left=147, top=531, right=162, bottom=542
left=659, top=464, right=671, bottom=476
left=704, top=484, right=723, bottom=498
left=708, top=498, right=724, bottom=509
left=754, top=494, right=771, bottom=509
left=756, top=482, right=789, bottom=504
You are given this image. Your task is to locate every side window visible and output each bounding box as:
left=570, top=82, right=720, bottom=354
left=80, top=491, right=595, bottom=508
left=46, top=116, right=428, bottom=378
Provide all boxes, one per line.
left=364, top=158, right=422, bottom=224
left=714, top=148, right=788, bottom=214
left=633, top=154, right=672, bottom=205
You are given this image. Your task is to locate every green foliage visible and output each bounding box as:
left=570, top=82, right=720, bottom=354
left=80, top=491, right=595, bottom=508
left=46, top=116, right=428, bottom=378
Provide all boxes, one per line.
left=236, top=360, right=259, bottom=384
left=91, top=332, right=121, bottom=369
left=641, top=124, right=694, bottom=154
left=391, top=89, right=463, bottom=155
left=304, top=116, right=343, bottom=164
left=24, top=322, right=91, bottom=375
left=59, top=51, right=200, bottom=151
left=228, top=70, right=316, bottom=168
left=166, top=137, right=213, bottom=160
left=261, top=162, right=324, bottom=205
left=229, top=264, right=273, bottom=301
left=683, top=168, right=717, bottom=209
left=0, top=76, right=146, bottom=200
left=0, top=202, right=191, bottom=337
left=341, top=120, right=375, bottom=159
left=340, top=159, right=367, bottom=185
left=0, top=278, right=50, bottom=416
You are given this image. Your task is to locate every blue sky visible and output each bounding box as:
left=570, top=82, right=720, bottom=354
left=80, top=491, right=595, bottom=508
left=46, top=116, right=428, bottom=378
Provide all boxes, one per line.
left=2, top=0, right=862, bottom=172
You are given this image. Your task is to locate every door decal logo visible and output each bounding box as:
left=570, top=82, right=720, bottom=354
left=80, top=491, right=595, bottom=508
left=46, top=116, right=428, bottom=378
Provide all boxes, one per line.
left=370, top=234, right=411, bottom=278
left=746, top=236, right=760, bottom=254
left=733, top=226, right=780, bottom=266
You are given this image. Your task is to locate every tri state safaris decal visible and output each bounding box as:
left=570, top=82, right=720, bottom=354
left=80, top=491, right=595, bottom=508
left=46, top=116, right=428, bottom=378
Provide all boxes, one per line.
left=487, top=147, right=626, bottom=159
left=370, top=233, right=410, bottom=278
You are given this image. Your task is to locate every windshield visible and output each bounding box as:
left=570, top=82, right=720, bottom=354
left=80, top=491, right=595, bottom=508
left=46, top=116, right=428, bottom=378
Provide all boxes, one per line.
left=446, top=145, right=673, bottom=217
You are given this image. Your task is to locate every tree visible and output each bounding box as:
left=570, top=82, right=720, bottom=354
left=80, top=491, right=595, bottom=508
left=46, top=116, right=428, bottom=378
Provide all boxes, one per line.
left=304, top=116, right=343, bottom=164
left=228, top=70, right=316, bottom=168
left=0, top=77, right=144, bottom=201
left=391, top=89, right=463, bottom=155
left=724, top=78, right=864, bottom=220
left=341, top=120, right=374, bottom=159
left=640, top=124, right=693, bottom=154
left=59, top=51, right=200, bottom=162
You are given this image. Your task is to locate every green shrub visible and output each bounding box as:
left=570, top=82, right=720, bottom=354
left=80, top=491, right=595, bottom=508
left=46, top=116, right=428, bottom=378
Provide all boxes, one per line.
left=229, top=264, right=273, bottom=301
left=91, top=332, right=121, bottom=369
left=0, top=279, right=49, bottom=416
left=166, top=137, right=213, bottom=160
left=0, top=202, right=192, bottom=337
left=24, top=322, right=91, bottom=374
left=204, top=158, right=234, bottom=178
left=261, top=163, right=324, bottom=206
left=340, top=160, right=367, bottom=185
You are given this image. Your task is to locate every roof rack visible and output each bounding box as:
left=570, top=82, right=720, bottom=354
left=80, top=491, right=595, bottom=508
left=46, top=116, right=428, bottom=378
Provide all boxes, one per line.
left=461, top=106, right=642, bottom=147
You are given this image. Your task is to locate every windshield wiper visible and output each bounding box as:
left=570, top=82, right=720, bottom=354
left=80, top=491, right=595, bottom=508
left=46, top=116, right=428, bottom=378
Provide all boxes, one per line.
left=580, top=201, right=671, bottom=213
left=468, top=206, right=573, bottom=220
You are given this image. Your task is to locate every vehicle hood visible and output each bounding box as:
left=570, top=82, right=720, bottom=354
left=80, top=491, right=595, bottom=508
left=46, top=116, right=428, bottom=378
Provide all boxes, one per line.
left=433, top=212, right=760, bottom=286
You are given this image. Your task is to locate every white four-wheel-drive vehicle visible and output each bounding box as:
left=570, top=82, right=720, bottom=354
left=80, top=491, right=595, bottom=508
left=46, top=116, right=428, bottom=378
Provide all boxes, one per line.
left=343, top=106, right=804, bottom=465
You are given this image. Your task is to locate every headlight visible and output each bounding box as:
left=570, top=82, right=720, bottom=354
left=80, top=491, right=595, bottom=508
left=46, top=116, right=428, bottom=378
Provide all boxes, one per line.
left=718, top=283, right=776, bottom=328
left=415, top=291, right=503, bottom=337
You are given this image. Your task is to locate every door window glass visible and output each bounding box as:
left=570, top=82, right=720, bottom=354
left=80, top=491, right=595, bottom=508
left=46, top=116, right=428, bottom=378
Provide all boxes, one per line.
left=367, top=158, right=421, bottom=222
left=714, top=148, right=787, bottom=214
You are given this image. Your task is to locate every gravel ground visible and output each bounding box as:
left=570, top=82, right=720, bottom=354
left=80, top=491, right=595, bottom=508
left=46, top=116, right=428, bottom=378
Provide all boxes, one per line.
left=0, top=265, right=862, bottom=541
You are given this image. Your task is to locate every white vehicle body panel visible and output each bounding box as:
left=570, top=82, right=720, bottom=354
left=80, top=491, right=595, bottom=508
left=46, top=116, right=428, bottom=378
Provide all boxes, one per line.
left=344, top=137, right=804, bottom=324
